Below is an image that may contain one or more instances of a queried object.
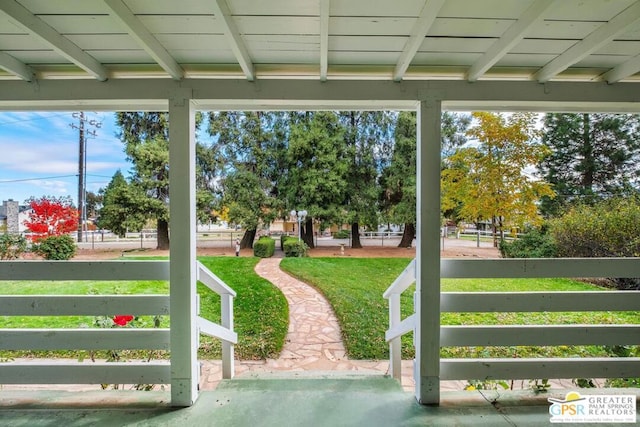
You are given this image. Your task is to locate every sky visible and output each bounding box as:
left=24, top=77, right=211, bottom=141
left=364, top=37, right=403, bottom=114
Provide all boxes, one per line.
left=0, top=111, right=130, bottom=206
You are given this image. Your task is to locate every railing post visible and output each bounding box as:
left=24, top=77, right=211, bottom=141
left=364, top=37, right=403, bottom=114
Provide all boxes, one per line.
left=388, top=293, right=402, bottom=380
left=415, top=98, right=442, bottom=405
left=221, top=293, right=235, bottom=379
left=169, top=90, right=199, bottom=407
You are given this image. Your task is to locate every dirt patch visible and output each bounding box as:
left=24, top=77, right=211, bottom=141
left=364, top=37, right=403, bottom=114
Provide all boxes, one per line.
left=70, top=241, right=500, bottom=260
left=308, top=245, right=500, bottom=259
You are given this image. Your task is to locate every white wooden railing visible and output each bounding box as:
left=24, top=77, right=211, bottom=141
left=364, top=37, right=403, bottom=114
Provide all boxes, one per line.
left=0, top=260, right=236, bottom=385
left=382, top=259, right=416, bottom=380
left=384, top=258, right=640, bottom=383
left=196, top=260, right=237, bottom=379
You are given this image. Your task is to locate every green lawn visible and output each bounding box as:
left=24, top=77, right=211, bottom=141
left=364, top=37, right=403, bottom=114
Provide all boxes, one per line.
left=0, top=256, right=288, bottom=361
left=279, top=257, right=639, bottom=360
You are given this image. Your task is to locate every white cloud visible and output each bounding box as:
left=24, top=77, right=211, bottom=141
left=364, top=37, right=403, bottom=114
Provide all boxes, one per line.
left=34, top=179, right=71, bottom=195
left=0, top=141, right=77, bottom=174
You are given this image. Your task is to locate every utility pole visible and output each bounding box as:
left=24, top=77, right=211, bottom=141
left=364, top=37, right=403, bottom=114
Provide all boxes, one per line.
left=70, top=112, right=100, bottom=243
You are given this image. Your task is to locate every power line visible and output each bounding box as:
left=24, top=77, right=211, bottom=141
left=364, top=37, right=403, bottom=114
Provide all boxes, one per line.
left=0, top=112, right=71, bottom=127
left=0, top=174, right=78, bottom=184
left=86, top=173, right=116, bottom=179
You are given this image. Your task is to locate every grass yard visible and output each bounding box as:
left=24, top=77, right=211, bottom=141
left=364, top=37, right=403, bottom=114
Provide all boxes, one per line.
left=0, top=256, right=288, bottom=361
left=279, top=257, right=640, bottom=360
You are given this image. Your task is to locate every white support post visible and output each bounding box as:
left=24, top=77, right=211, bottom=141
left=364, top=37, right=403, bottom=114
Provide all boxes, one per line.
left=169, top=90, right=198, bottom=406
left=221, top=293, right=235, bottom=379
left=415, top=98, right=442, bottom=405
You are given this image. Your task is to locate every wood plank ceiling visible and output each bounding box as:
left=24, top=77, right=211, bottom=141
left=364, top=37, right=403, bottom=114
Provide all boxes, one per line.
left=0, top=0, right=639, bottom=84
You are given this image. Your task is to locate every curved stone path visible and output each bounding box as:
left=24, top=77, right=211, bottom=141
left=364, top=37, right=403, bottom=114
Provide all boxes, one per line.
left=253, top=257, right=346, bottom=365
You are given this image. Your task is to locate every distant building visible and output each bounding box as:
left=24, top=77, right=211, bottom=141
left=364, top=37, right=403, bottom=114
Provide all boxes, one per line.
left=0, top=200, right=31, bottom=234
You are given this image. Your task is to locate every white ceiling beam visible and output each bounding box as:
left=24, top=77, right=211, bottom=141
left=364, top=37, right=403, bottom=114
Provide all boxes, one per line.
left=211, top=0, right=255, bottom=81
left=0, top=51, right=34, bottom=81
left=534, top=1, right=640, bottom=83
left=467, top=0, right=555, bottom=82
left=393, top=0, right=446, bottom=82
left=0, top=0, right=108, bottom=81
left=602, top=54, right=640, bottom=83
left=3, top=79, right=639, bottom=111
left=104, top=0, right=184, bottom=80
left=319, top=0, right=330, bottom=81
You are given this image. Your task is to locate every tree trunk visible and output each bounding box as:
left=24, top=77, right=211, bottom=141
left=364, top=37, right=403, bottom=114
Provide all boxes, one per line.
left=492, top=216, right=498, bottom=248
left=581, top=113, right=594, bottom=192
left=398, top=223, right=415, bottom=248
left=351, top=222, right=362, bottom=248
left=157, top=218, right=170, bottom=250
left=240, top=229, right=257, bottom=249
left=302, top=217, right=315, bottom=248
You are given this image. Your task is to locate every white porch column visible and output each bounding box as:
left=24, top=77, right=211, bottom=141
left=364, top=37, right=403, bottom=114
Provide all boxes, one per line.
left=169, top=91, right=198, bottom=406
left=415, top=98, right=442, bottom=405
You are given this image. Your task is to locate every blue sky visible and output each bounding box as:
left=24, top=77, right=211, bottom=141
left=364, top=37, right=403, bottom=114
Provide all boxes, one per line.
left=0, top=111, right=130, bottom=206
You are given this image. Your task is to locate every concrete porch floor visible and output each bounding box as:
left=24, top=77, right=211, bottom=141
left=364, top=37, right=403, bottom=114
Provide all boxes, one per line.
left=1, top=374, right=638, bottom=427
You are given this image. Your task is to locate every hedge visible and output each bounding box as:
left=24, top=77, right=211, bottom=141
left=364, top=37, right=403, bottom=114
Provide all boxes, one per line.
left=283, top=237, right=308, bottom=257
left=253, top=236, right=275, bottom=258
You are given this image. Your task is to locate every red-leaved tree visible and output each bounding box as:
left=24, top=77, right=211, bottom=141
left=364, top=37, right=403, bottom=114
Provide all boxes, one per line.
left=23, top=195, right=79, bottom=241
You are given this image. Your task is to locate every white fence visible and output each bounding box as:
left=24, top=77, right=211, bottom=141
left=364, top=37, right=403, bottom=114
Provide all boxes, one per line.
left=0, top=260, right=236, bottom=385
left=75, top=230, right=245, bottom=249
left=384, top=258, right=640, bottom=384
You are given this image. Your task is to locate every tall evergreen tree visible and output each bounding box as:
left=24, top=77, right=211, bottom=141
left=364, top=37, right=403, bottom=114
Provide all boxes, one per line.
left=380, top=112, right=416, bottom=248
left=114, top=112, right=213, bottom=249
left=380, top=111, right=470, bottom=248
left=339, top=111, right=394, bottom=248
left=285, top=111, right=348, bottom=248
left=96, top=170, right=148, bottom=237
left=115, top=112, right=171, bottom=248
left=539, top=113, right=640, bottom=216
left=207, top=111, right=287, bottom=248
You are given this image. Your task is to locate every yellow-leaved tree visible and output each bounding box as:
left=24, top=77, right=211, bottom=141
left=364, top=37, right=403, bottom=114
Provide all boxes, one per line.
left=442, top=112, right=555, bottom=246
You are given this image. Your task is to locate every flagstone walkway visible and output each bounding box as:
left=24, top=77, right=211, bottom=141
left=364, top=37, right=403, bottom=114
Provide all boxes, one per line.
left=254, top=257, right=346, bottom=365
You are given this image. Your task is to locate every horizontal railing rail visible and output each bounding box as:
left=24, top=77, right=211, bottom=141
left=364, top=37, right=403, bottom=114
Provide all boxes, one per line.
left=0, top=295, right=170, bottom=316
left=0, top=328, right=170, bottom=351
left=384, top=257, right=640, bottom=383
left=0, top=260, right=170, bottom=281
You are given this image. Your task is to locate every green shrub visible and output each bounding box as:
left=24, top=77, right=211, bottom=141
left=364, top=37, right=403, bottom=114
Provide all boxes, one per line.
left=499, top=227, right=557, bottom=258
left=253, top=236, right=275, bottom=258
left=283, top=237, right=308, bottom=257
left=549, top=197, right=640, bottom=290
left=33, top=234, right=77, bottom=260
left=0, top=234, right=27, bottom=260
left=280, top=234, right=288, bottom=251
left=550, top=197, right=640, bottom=258
left=333, top=229, right=350, bottom=239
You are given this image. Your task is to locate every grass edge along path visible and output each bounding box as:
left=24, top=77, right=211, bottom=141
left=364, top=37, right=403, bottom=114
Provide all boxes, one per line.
left=197, top=257, right=288, bottom=360
left=279, top=257, right=639, bottom=361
